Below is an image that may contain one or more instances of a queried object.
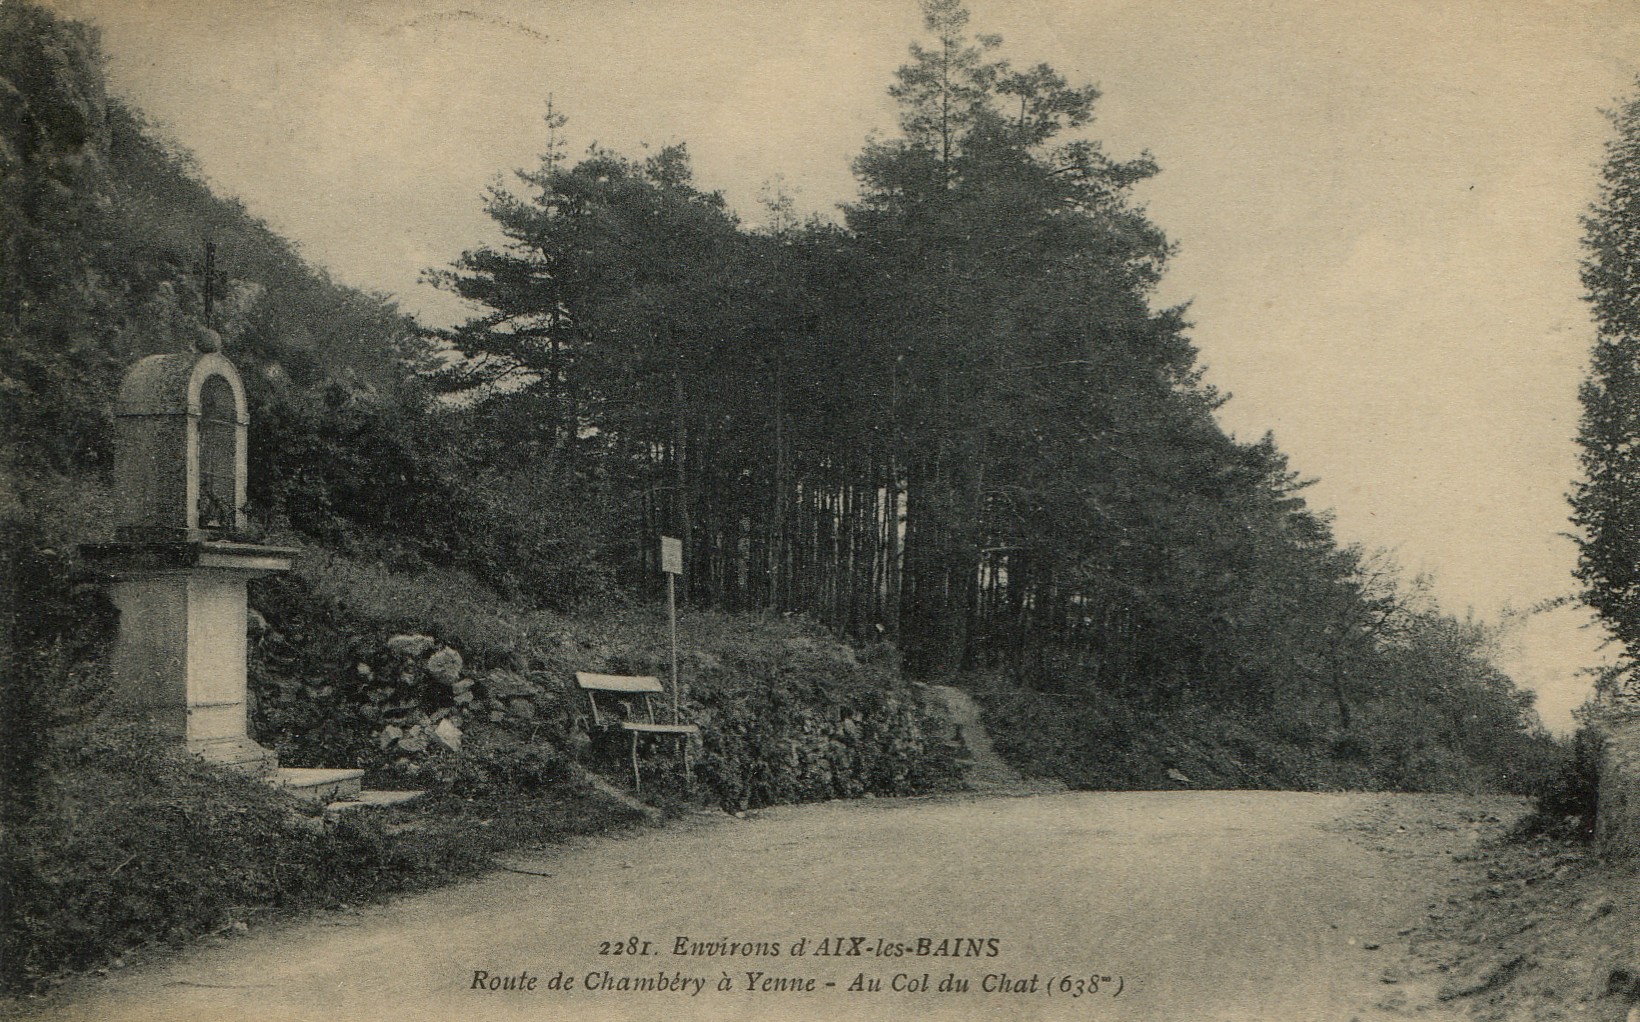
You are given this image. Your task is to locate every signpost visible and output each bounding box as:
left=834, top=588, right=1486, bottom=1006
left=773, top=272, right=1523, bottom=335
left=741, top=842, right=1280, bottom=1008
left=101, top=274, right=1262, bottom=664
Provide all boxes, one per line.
left=660, top=536, right=682, bottom=723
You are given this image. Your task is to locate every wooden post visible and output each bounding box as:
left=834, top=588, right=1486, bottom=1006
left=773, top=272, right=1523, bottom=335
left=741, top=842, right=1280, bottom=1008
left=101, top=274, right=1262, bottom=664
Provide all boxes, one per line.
left=668, top=572, right=679, bottom=723
left=661, top=535, right=683, bottom=723
left=631, top=729, right=641, bottom=791
left=660, top=535, right=690, bottom=789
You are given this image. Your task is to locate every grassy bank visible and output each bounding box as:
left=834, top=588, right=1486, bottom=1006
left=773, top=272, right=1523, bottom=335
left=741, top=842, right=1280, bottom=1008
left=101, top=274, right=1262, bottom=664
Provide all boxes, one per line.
left=253, top=551, right=962, bottom=810
left=2, top=548, right=960, bottom=995
left=0, top=721, right=646, bottom=994
left=970, top=678, right=1566, bottom=795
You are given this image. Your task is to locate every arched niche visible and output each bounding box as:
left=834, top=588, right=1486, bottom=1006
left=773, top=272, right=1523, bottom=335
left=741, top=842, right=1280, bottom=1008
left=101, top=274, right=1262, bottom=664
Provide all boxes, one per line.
left=114, top=351, right=249, bottom=540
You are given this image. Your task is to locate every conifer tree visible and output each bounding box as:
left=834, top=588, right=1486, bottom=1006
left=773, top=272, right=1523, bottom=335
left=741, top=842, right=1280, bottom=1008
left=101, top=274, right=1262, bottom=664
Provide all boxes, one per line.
left=846, top=0, right=1174, bottom=673
left=1572, top=82, right=1640, bottom=699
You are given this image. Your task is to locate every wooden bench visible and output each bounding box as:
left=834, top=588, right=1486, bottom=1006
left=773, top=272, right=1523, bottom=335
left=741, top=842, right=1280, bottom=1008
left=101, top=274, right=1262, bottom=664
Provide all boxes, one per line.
left=575, top=672, right=699, bottom=790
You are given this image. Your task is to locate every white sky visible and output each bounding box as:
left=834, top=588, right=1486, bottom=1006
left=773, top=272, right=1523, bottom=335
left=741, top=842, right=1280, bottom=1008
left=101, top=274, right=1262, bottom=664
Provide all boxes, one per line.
left=46, top=0, right=1640, bottom=730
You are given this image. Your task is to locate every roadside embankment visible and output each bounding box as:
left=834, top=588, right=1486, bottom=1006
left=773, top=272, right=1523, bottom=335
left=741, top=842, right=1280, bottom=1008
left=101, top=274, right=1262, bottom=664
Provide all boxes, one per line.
left=1597, top=714, right=1640, bottom=860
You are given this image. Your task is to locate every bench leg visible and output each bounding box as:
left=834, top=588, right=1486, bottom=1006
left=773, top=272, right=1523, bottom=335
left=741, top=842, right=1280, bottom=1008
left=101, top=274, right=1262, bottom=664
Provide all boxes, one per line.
left=631, top=730, right=641, bottom=791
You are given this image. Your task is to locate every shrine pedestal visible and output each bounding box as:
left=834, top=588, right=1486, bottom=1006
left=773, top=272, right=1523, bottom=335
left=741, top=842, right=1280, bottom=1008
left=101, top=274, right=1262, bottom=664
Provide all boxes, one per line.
left=83, top=540, right=297, bottom=777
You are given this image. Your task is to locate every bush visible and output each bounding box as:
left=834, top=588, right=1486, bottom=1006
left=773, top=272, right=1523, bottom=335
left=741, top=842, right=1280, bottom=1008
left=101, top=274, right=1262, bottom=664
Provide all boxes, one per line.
left=1, top=504, right=119, bottom=822
left=255, top=397, right=614, bottom=612
left=1, top=717, right=645, bottom=995
left=247, top=559, right=960, bottom=809
left=1520, top=726, right=1604, bottom=840
left=684, top=644, right=957, bottom=810
left=970, top=676, right=1553, bottom=794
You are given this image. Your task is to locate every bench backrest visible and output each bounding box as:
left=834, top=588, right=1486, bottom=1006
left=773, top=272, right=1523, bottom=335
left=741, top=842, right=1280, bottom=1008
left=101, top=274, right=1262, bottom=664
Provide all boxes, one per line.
left=576, top=672, right=663, bottom=726
left=575, top=672, right=664, bottom=694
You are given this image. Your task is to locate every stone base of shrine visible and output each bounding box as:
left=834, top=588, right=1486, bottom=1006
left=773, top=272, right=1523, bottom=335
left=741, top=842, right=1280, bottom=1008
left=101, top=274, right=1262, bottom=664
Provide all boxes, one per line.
left=193, top=735, right=280, bottom=778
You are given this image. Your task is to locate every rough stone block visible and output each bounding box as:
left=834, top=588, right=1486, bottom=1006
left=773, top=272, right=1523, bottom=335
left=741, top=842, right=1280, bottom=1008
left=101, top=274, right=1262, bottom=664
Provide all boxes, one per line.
left=426, top=647, right=463, bottom=685
left=387, top=633, right=436, bottom=658
left=433, top=717, right=463, bottom=752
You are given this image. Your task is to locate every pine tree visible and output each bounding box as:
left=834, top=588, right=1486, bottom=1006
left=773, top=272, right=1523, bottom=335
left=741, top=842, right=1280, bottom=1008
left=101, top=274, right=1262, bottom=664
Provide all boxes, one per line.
left=846, top=0, right=1173, bottom=674
left=1572, top=81, right=1640, bottom=700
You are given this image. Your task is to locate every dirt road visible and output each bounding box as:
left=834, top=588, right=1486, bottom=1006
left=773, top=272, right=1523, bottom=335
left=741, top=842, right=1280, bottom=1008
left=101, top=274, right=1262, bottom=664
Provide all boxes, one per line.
left=18, top=791, right=1524, bottom=1022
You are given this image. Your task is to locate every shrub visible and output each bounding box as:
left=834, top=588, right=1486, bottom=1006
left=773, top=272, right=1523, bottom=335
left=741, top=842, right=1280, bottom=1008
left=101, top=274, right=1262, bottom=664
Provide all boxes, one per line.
left=971, top=676, right=1548, bottom=794
left=255, top=397, right=614, bottom=612
left=1, top=506, right=119, bottom=822
left=1520, top=725, right=1604, bottom=840
left=4, top=723, right=384, bottom=990
left=2, top=717, right=645, bottom=994
left=687, top=655, right=956, bottom=810
left=247, top=560, right=960, bottom=809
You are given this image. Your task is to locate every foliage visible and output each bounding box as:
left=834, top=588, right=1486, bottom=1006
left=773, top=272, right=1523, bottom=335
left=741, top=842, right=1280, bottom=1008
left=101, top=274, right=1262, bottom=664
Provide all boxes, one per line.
left=585, top=621, right=961, bottom=809
left=416, top=0, right=1554, bottom=766
left=0, top=477, right=119, bottom=823
left=1517, top=723, right=1604, bottom=840
left=3, top=0, right=1552, bottom=776
left=0, top=0, right=1573, bottom=991
left=247, top=554, right=960, bottom=807
left=255, top=391, right=614, bottom=609
left=1574, top=79, right=1640, bottom=705
left=0, top=2, right=124, bottom=473
left=974, top=650, right=1564, bottom=796
left=0, top=719, right=642, bottom=994
left=977, top=685, right=1372, bottom=791
left=1, top=1, right=430, bottom=527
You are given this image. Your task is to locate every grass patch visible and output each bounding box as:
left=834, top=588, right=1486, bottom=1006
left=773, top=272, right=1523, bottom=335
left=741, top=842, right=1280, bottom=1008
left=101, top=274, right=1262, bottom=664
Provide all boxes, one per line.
left=1, top=721, right=645, bottom=995
left=969, top=679, right=1563, bottom=794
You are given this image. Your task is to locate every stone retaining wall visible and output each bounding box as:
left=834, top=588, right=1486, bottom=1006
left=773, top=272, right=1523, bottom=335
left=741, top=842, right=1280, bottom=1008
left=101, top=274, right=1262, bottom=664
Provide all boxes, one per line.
left=1598, top=715, right=1640, bottom=859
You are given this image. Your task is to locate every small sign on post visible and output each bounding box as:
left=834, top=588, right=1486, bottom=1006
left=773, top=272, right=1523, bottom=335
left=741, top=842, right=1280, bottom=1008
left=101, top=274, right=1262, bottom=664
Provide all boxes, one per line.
left=660, top=536, right=682, bottom=730
left=660, top=535, right=683, bottom=576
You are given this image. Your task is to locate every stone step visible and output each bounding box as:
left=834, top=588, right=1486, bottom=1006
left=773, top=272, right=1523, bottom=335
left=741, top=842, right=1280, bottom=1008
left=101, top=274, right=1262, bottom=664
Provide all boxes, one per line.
left=324, top=789, right=425, bottom=817
left=274, top=767, right=365, bottom=802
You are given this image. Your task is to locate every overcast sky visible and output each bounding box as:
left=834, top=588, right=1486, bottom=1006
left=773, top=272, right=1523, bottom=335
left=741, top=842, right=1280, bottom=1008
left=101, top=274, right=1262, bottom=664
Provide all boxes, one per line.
left=45, top=0, right=1640, bottom=730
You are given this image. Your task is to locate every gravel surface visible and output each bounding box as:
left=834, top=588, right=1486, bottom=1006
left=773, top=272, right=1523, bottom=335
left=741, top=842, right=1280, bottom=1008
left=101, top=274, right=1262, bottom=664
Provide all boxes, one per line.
left=1404, top=819, right=1640, bottom=1022
left=8, top=790, right=1553, bottom=1022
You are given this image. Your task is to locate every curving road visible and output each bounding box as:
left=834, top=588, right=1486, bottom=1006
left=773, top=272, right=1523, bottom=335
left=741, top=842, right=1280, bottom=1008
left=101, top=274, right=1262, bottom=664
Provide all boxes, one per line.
left=15, top=790, right=1523, bottom=1022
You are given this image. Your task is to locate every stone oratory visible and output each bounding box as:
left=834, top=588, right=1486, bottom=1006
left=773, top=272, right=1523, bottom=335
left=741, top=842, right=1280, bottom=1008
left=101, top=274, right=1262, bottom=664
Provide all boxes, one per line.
left=83, top=330, right=377, bottom=804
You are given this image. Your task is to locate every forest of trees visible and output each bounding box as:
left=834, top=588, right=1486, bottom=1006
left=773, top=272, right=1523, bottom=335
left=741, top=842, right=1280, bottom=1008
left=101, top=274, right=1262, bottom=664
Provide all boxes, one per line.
left=424, top=0, right=1538, bottom=740
left=1, top=0, right=1558, bottom=787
